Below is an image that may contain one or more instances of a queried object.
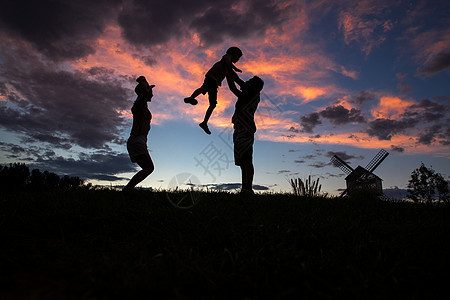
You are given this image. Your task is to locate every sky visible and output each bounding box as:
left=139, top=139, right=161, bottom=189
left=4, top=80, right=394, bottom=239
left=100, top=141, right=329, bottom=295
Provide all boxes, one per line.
left=0, top=0, right=449, bottom=196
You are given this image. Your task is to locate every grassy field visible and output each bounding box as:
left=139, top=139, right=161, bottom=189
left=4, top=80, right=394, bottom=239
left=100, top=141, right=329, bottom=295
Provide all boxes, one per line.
left=1, top=189, right=449, bottom=299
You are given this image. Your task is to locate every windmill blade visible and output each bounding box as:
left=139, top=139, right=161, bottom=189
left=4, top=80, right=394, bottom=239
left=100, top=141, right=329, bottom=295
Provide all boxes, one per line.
left=331, top=155, right=354, bottom=175
left=365, top=149, right=389, bottom=173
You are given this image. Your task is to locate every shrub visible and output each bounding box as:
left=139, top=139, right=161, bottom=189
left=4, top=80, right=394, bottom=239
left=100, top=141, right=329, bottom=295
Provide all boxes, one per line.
left=289, top=175, right=325, bottom=197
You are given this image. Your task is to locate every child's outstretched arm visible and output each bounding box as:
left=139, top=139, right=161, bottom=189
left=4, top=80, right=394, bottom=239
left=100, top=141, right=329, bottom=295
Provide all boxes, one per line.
left=228, top=68, right=245, bottom=88
left=231, top=63, right=242, bottom=73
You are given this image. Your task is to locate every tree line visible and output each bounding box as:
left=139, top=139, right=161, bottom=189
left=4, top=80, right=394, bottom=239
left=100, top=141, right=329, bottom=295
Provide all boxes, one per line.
left=0, top=163, right=89, bottom=192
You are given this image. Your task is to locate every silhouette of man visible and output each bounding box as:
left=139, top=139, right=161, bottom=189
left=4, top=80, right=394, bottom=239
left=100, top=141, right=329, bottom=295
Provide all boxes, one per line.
left=123, top=76, right=155, bottom=192
left=226, top=72, right=264, bottom=194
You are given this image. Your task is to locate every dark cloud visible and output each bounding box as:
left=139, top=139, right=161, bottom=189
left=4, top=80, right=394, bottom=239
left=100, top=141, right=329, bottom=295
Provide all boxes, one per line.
left=32, top=152, right=136, bottom=181
left=190, top=1, right=289, bottom=45
left=418, top=125, right=441, bottom=145
left=294, top=160, right=305, bottom=164
left=0, top=45, right=132, bottom=149
left=289, top=127, right=300, bottom=133
left=278, top=170, right=291, bottom=174
left=390, top=145, right=405, bottom=153
left=118, top=0, right=293, bottom=47
left=319, top=105, right=366, bottom=125
left=417, top=52, right=450, bottom=76
left=0, top=0, right=292, bottom=61
left=299, top=105, right=366, bottom=133
left=0, top=0, right=122, bottom=61
left=365, top=98, right=449, bottom=142
left=302, top=154, right=319, bottom=160
left=252, top=184, right=270, bottom=191
left=352, top=90, right=376, bottom=105
left=409, top=98, right=445, bottom=112
left=383, top=186, right=408, bottom=200
left=325, top=151, right=364, bottom=162
left=0, top=141, right=58, bottom=160
left=366, top=118, right=418, bottom=140
left=299, top=112, right=322, bottom=133
left=208, top=183, right=269, bottom=191
left=308, top=161, right=329, bottom=168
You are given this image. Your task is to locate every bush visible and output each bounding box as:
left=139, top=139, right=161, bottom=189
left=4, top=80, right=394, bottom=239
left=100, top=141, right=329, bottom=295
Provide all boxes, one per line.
left=0, top=163, right=86, bottom=192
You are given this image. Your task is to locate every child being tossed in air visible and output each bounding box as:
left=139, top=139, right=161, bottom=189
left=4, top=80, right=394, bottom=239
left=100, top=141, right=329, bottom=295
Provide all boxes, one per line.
left=184, top=47, right=243, bottom=135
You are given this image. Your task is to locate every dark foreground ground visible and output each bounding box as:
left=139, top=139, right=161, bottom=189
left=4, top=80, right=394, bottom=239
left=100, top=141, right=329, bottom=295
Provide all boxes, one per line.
left=1, top=190, right=449, bottom=299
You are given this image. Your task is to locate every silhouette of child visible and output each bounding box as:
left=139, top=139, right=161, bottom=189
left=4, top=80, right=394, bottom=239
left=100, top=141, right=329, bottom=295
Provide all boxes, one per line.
left=123, top=76, right=155, bottom=192
left=184, top=47, right=243, bottom=135
left=226, top=72, right=264, bottom=195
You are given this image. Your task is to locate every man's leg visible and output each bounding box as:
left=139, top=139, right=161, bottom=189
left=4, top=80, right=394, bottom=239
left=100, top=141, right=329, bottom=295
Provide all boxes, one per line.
left=241, top=160, right=254, bottom=191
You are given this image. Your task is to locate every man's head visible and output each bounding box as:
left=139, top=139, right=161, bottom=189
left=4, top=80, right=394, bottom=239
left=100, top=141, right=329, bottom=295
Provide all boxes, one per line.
left=247, top=76, right=264, bottom=92
left=226, top=46, right=243, bottom=63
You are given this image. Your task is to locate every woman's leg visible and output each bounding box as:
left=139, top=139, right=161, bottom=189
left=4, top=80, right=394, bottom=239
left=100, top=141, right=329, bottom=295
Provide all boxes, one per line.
left=124, top=153, right=154, bottom=190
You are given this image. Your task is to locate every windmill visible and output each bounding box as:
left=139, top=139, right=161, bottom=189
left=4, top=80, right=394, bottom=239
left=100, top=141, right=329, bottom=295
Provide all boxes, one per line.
left=331, top=149, right=389, bottom=197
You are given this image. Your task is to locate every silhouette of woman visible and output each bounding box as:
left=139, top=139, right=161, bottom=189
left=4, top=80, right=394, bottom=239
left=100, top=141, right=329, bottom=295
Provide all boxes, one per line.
left=123, top=76, right=155, bottom=191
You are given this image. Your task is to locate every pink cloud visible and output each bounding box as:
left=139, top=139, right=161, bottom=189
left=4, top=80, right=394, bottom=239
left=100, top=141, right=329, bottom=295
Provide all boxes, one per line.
left=371, top=96, right=415, bottom=119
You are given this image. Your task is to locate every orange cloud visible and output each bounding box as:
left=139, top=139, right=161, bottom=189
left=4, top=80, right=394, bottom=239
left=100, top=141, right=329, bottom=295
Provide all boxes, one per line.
left=295, top=86, right=327, bottom=102
left=257, top=130, right=448, bottom=155
left=371, top=96, right=415, bottom=119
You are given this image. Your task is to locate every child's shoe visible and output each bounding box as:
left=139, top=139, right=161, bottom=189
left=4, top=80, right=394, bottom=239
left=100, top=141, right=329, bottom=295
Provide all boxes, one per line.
left=184, top=97, right=198, bottom=105
left=199, top=122, right=211, bottom=135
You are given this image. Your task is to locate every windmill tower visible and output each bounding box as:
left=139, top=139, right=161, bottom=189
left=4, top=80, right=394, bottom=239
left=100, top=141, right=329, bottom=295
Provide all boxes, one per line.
left=331, top=149, right=389, bottom=197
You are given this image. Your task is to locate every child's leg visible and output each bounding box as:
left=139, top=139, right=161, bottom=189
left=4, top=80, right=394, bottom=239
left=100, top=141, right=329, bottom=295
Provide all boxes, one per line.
left=202, top=91, right=217, bottom=124
left=190, top=87, right=205, bottom=99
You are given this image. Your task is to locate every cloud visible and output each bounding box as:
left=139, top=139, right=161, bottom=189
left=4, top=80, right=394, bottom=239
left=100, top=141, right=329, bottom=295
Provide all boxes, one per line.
left=0, top=43, right=132, bottom=149
left=351, top=90, right=376, bottom=105
left=299, top=104, right=365, bottom=133
left=118, top=0, right=293, bottom=47
left=0, top=142, right=56, bottom=160
left=319, top=105, right=366, bottom=125
left=337, top=0, right=396, bottom=55
left=325, top=151, right=364, bottom=162
left=31, top=152, right=136, bottom=181
left=371, top=96, right=415, bottom=119
left=0, top=0, right=122, bottom=61
left=417, top=52, right=450, bottom=76
left=409, top=98, right=446, bottom=112
left=418, top=125, right=442, bottom=145
left=278, top=170, right=291, bottom=174
left=383, top=186, right=408, bottom=200
left=308, top=161, right=329, bottom=168
left=390, top=145, right=405, bottom=153
left=366, top=118, right=418, bottom=140
left=209, top=183, right=269, bottom=191
left=299, top=112, right=322, bottom=133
